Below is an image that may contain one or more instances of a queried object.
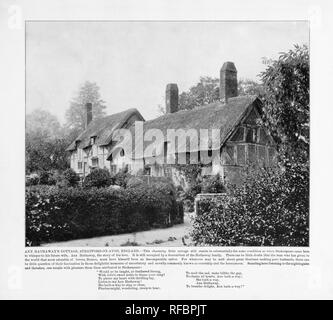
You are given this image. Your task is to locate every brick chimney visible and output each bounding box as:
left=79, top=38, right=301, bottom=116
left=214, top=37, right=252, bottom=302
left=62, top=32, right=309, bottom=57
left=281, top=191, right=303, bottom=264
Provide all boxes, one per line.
left=85, top=102, right=92, bottom=128
left=166, top=83, right=179, bottom=113
left=220, top=62, right=238, bottom=103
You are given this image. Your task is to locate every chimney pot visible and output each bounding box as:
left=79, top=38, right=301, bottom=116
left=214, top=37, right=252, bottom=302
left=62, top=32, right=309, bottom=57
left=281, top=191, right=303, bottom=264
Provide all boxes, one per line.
left=165, top=83, right=179, bottom=113
left=85, top=102, right=92, bottom=128
left=220, top=61, right=238, bottom=102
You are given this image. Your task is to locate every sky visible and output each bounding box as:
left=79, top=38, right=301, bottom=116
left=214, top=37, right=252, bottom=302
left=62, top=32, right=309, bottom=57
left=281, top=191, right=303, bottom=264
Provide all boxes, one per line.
left=26, top=21, right=309, bottom=122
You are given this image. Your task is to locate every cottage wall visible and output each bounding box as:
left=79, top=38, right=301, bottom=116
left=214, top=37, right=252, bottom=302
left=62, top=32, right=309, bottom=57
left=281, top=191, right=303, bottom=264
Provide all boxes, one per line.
left=221, top=107, right=277, bottom=184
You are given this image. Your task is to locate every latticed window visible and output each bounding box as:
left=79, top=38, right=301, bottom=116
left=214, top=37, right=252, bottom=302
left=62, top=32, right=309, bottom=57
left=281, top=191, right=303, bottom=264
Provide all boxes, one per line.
left=247, top=144, right=256, bottom=163
left=144, top=166, right=151, bottom=176
left=230, top=127, right=245, bottom=142
left=237, top=145, right=246, bottom=165
left=164, top=166, right=172, bottom=178
left=92, top=157, right=99, bottom=167
left=223, top=145, right=235, bottom=165
left=257, top=146, right=267, bottom=167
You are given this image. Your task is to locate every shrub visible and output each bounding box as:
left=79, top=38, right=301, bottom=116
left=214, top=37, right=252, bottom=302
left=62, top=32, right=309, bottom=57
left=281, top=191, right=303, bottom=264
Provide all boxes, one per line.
left=111, top=170, right=132, bottom=188
left=201, top=174, right=226, bottom=193
left=26, top=174, right=39, bottom=186
left=191, top=164, right=309, bottom=246
left=63, top=168, right=80, bottom=187
left=25, top=178, right=184, bottom=246
left=83, top=168, right=111, bottom=188
left=39, top=171, right=50, bottom=185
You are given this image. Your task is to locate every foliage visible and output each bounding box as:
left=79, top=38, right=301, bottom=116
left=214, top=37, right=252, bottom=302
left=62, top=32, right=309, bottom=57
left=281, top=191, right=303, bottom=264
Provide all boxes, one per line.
left=62, top=168, right=80, bottom=187
left=39, top=171, right=50, bottom=185
left=83, top=168, right=112, bottom=188
left=179, top=77, right=220, bottom=111
left=260, top=44, right=309, bottom=163
left=111, top=167, right=132, bottom=188
left=26, top=109, right=62, bottom=139
left=238, top=79, right=265, bottom=97
left=25, top=174, right=40, bottom=186
left=65, top=81, right=107, bottom=132
left=201, top=174, right=226, bottom=193
left=26, top=171, right=57, bottom=186
left=26, top=109, right=70, bottom=173
left=191, top=164, right=309, bottom=246
left=25, top=181, right=184, bottom=246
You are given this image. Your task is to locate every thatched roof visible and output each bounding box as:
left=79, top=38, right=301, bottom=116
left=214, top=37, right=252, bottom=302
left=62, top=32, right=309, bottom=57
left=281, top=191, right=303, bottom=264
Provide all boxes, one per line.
left=66, top=108, right=144, bottom=151
left=107, top=95, right=260, bottom=160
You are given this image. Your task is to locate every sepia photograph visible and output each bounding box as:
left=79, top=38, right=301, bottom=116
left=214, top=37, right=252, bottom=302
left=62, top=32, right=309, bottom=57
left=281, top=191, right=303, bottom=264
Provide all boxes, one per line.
left=25, top=21, right=309, bottom=248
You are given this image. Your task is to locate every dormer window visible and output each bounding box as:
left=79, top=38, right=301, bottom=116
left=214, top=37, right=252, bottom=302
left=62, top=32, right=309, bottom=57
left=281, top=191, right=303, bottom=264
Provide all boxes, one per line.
left=90, top=136, right=96, bottom=145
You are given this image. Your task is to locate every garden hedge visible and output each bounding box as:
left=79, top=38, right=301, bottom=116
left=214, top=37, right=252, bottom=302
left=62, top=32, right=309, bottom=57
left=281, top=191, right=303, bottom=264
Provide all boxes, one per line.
left=26, top=181, right=183, bottom=246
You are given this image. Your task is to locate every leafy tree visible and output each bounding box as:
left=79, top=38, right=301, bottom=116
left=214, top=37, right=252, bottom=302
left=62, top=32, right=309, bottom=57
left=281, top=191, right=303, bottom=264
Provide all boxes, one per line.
left=238, top=79, right=265, bottom=97
left=65, top=81, right=107, bottom=132
left=158, top=77, right=263, bottom=114
left=179, top=77, right=220, bottom=111
left=260, top=44, right=309, bottom=163
left=26, top=109, right=62, bottom=139
left=26, top=109, right=69, bottom=173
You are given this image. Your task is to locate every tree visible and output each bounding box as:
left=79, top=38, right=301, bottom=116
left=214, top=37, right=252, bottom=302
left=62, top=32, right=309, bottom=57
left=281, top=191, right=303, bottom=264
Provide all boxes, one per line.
left=65, top=81, right=107, bottom=132
left=260, top=44, right=309, bottom=163
left=26, top=109, right=69, bottom=173
left=179, top=77, right=220, bottom=111
left=26, top=109, right=62, bottom=139
left=238, top=79, right=265, bottom=97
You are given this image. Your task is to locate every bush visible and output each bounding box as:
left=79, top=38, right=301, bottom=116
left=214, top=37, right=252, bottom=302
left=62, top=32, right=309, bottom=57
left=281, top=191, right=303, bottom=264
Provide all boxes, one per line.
left=83, top=168, right=111, bottom=188
left=191, top=164, right=309, bottom=246
left=62, top=168, right=80, bottom=187
left=201, top=174, right=226, bottom=193
left=39, top=171, right=50, bottom=185
left=26, top=171, right=58, bottom=186
left=26, top=174, right=39, bottom=186
left=26, top=178, right=184, bottom=246
left=111, top=169, right=132, bottom=188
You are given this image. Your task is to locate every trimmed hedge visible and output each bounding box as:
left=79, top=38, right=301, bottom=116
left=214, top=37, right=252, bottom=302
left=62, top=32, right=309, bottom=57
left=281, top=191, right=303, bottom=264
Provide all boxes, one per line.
left=26, top=180, right=184, bottom=246
left=83, top=168, right=112, bottom=188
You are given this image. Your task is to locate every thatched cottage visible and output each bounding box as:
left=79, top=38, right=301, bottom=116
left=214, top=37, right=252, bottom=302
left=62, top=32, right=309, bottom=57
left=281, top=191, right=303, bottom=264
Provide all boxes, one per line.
left=67, top=62, right=277, bottom=184
left=66, top=107, right=145, bottom=177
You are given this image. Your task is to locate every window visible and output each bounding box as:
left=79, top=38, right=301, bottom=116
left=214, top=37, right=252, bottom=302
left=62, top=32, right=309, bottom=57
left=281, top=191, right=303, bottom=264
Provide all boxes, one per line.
left=78, top=162, right=83, bottom=170
left=92, top=157, right=99, bottom=167
left=110, top=165, right=117, bottom=174
left=237, top=145, right=246, bottom=165
left=120, top=149, right=125, bottom=157
left=90, top=136, right=96, bottom=145
left=247, top=144, right=256, bottom=163
left=230, top=127, right=245, bottom=142
left=223, top=145, right=235, bottom=165
left=257, top=146, right=267, bottom=167
left=164, top=166, right=172, bottom=178
left=144, top=166, right=151, bottom=176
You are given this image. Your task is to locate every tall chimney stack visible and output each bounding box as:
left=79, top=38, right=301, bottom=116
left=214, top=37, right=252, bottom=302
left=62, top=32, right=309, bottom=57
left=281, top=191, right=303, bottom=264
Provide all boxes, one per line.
left=165, top=83, right=179, bottom=114
left=220, top=62, right=238, bottom=103
left=85, top=102, right=92, bottom=128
